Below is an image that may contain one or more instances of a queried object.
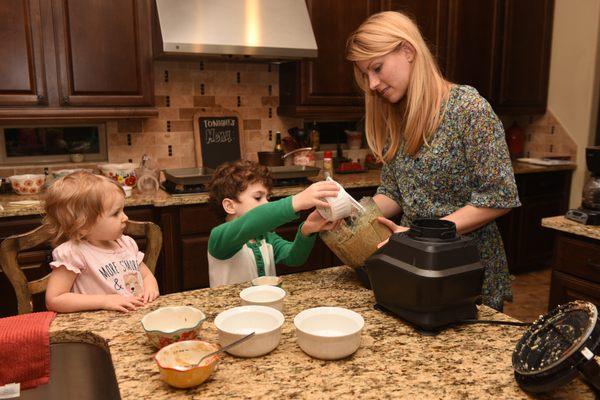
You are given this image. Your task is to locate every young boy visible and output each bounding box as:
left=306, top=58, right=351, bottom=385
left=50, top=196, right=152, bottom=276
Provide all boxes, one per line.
left=207, top=160, right=339, bottom=287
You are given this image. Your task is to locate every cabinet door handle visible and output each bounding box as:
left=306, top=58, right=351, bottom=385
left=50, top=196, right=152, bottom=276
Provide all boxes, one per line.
left=63, top=95, right=69, bottom=104
left=587, top=259, right=600, bottom=270
left=36, top=94, right=45, bottom=103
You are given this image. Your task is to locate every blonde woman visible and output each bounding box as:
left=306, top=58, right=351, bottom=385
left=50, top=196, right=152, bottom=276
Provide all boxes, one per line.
left=44, top=172, right=159, bottom=312
left=346, top=11, right=520, bottom=310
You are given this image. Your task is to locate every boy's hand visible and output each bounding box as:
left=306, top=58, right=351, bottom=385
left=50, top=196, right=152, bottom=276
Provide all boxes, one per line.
left=142, top=275, right=160, bottom=304
left=292, top=181, right=339, bottom=212
left=103, top=294, right=144, bottom=313
left=301, top=210, right=340, bottom=236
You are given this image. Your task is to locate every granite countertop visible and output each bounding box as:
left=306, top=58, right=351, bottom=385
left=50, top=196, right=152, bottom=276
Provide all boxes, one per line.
left=50, top=266, right=593, bottom=399
left=0, top=162, right=573, bottom=219
left=511, top=161, right=575, bottom=175
left=0, top=170, right=382, bottom=218
left=542, top=216, right=600, bottom=241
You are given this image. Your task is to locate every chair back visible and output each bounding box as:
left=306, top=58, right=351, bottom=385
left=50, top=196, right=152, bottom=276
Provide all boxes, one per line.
left=0, top=220, right=162, bottom=314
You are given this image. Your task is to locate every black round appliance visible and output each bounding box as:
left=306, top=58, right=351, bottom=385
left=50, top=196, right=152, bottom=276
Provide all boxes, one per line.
left=512, top=300, right=600, bottom=393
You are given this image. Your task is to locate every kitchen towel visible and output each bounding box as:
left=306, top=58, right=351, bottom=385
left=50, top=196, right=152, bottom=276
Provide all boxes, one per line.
left=0, top=311, right=56, bottom=390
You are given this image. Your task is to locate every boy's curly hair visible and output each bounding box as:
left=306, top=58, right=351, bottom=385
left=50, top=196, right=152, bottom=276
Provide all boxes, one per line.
left=208, top=160, right=273, bottom=221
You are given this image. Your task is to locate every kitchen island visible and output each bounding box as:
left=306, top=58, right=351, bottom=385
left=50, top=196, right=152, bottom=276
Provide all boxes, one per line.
left=542, top=216, right=600, bottom=309
left=49, top=266, right=593, bottom=399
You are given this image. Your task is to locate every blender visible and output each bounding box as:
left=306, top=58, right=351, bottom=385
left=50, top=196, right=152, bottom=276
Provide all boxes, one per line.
left=566, top=146, right=600, bottom=225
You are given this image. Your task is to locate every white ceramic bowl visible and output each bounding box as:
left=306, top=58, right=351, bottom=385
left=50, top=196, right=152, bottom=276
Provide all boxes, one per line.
left=240, top=285, right=286, bottom=311
left=251, top=276, right=283, bottom=287
left=97, top=163, right=137, bottom=187
left=214, top=306, right=284, bottom=357
left=141, top=306, right=206, bottom=349
left=294, top=307, right=364, bottom=360
left=9, top=174, right=46, bottom=195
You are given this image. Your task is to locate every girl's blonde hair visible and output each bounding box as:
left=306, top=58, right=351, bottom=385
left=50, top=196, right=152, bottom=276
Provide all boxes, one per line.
left=346, top=11, right=448, bottom=161
left=43, top=171, right=125, bottom=246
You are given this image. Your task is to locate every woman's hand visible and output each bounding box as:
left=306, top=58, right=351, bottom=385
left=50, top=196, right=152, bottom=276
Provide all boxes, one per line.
left=376, top=216, right=409, bottom=248
left=301, top=210, right=339, bottom=236
left=103, top=294, right=144, bottom=313
left=292, top=181, right=339, bottom=212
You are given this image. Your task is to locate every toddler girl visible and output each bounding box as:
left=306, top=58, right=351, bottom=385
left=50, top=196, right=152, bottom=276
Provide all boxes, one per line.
left=44, top=171, right=159, bottom=313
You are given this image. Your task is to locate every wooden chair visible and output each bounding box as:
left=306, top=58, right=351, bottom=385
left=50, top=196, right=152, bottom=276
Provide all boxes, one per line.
left=0, top=220, right=162, bottom=314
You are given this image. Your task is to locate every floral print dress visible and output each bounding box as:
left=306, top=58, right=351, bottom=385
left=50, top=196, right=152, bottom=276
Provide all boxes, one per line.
left=377, top=85, right=520, bottom=311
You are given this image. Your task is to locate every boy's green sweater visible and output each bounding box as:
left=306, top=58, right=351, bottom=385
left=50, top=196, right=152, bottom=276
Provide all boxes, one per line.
left=208, top=197, right=316, bottom=274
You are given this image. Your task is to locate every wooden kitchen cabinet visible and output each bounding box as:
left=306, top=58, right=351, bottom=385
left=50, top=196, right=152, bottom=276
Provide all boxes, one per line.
left=0, top=0, right=47, bottom=106
left=51, top=0, right=154, bottom=107
left=279, top=0, right=554, bottom=118
left=278, top=0, right=448, bottom=119
left=439, top=0, right=554, bottom=114
left=445, top=0, right=500, bottom=102
left=494, top=0, right=554, bottom=113
left=496, top=170, right=572, bottom=273
left=278, top=0, right=380, bottom=119
left=0, top=0, right=156, bottom=120
left=549, top=233, right=600, bottom=309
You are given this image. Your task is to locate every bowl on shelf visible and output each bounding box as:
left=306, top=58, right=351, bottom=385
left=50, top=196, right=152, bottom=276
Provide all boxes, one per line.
left=294, top=307, right=364, bottom=360
left=214, top=305, right=284, bottom=357
left=154, top=340, right=220, bottom=389
left=97, top=163, right=137, bottom=187
left=141, top=306, right=206, bottom=349
left=8, top=174, right=46, bottom=195
left=239, top=285, right=286, bottom=311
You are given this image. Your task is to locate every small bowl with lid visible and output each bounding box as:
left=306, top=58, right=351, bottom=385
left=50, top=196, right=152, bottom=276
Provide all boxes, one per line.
left=155, top=340, right=220, bottom=388
left=141, top=306, right=206, bottom=349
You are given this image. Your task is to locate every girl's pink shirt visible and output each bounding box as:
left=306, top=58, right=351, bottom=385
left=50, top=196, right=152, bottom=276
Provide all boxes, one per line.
left=50, top=235, right=145, bottom=297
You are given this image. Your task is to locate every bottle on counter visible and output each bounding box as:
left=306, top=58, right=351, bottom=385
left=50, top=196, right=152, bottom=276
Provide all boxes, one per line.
left=309, top=122, right=320, bottom=151
left=323, top=150, right=334, bottom=177
left=274, top=132, right=283, bottom=152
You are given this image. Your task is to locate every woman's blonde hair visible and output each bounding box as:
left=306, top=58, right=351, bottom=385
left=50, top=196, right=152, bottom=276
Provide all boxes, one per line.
left=43, top=171, right=125, bottom=246
left=346, top=11, right=448, bottom=161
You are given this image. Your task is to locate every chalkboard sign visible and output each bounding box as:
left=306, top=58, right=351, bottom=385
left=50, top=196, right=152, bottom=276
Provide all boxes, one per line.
left=196, top=116, right=241, bottom=169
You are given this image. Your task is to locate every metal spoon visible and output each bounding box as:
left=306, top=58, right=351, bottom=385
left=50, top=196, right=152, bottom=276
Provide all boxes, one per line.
left=190, top=332, right=255, bottom=367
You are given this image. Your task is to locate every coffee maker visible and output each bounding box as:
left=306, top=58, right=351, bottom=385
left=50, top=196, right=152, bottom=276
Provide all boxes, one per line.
left=565, top=146, right=600, bottom=225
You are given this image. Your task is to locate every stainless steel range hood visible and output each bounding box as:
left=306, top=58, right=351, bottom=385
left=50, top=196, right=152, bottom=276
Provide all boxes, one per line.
left=155, top=0, right=318, bottom=60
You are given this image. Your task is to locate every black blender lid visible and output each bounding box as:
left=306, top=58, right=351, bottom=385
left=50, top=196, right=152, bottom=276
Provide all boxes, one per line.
left=512, top=301, right=600, bottom=393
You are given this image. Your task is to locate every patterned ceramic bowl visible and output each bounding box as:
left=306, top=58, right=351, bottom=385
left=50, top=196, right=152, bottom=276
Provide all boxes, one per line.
left=97, top=163, right=137, bottom=187
left=9, top=174, right=46, bottom=195
left=155, top=340, right=220, bottom=388
left=141, top=306, right=206, bottom=349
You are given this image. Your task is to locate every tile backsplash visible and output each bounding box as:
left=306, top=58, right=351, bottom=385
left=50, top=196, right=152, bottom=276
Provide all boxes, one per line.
left=501, top=111, right=577, bottom=161
left=0, top=58, right=578, bottom=177
left=108, top=60, right=302, bottom=169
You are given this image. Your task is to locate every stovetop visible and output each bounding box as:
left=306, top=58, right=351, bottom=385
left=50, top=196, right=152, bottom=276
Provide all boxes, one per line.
left=163, top=177, right=311, bottom=196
